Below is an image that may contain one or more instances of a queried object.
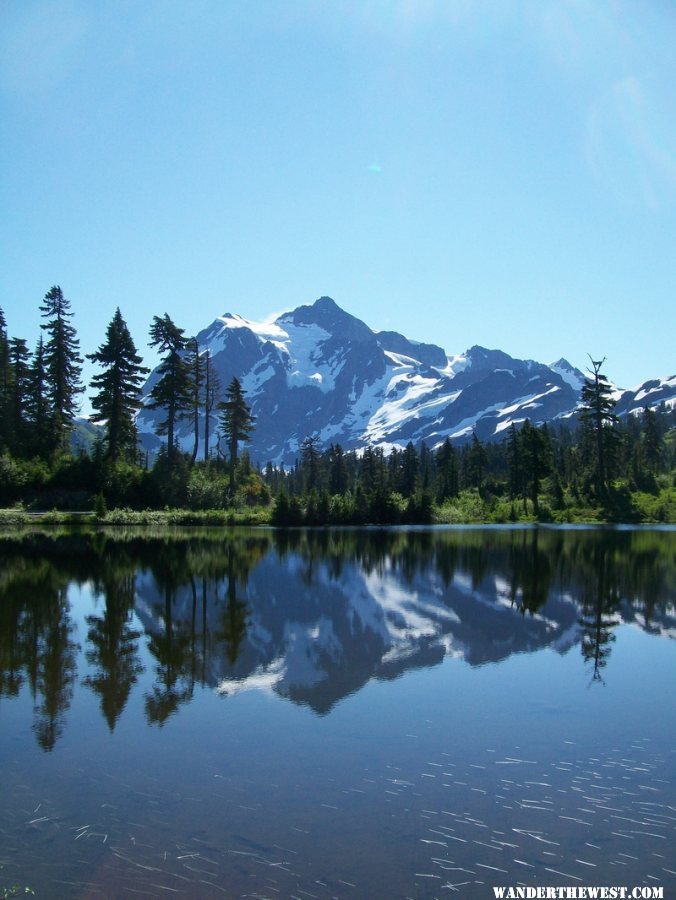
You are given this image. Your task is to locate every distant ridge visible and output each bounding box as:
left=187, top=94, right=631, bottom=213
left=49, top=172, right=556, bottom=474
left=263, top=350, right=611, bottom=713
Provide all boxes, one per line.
left=135, top=297, right=676, bottom=464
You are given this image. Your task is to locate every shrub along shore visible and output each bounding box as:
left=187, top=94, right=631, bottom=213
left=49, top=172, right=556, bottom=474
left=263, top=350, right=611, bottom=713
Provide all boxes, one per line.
left=1, top=479, right=674, bottom=531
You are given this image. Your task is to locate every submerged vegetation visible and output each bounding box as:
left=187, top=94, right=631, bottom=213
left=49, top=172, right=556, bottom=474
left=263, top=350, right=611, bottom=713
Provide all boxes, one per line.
left=1, top=290, right=675, bottom=525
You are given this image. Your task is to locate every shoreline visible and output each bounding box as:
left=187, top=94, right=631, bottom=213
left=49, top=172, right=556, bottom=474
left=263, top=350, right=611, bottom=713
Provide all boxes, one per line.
left=0, top=508, right=674, bottom=529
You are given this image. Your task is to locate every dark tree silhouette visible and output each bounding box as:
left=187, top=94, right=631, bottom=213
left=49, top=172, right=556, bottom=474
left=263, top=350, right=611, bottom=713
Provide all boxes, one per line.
left=147, top=314, right=193, bottom=466
left=8, top=337, right=31, bottom=455
left=300, top=435, right=321, bottom=493
left=520, top=420, right=552, bottom=517
left=27, top=336, right=51, bottom=458
left=202, top=348, right=221, bottom=463
left=0, top=307, right=10, bottom=453
left=88, top=308, right=149, bottom=462
left=39, top=285, right=83, bottom=454
left=579, top=357, right=618, bottom=499
left=219, top=376, right=255, bottom=497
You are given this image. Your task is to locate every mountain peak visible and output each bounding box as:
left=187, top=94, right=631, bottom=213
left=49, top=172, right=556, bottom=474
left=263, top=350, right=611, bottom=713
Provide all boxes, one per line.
left=137, top=296, right=675, bottom=464
left=551, top=357, right=575, bottom=371
left=465, top=345, right=517, bottom=371
left=550, top=358, right=585, bottom=390
left=278, top=296, right=374, bottom=344
left=314, top=295, right=339, bottom=310
left=377, top=330, right=447, bottom=369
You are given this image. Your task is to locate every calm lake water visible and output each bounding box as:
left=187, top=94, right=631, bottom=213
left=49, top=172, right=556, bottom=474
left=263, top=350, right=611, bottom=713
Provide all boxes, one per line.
left=0, top=525, right=674, bottom=899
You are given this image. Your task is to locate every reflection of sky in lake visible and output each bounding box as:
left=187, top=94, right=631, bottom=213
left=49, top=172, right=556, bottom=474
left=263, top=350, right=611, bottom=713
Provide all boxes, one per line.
left=0, top=526, right=674, bottom=898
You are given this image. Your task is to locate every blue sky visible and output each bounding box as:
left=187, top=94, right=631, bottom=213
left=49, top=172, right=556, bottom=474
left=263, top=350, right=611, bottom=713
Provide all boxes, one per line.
left=1, top=0, right=675, bottom=403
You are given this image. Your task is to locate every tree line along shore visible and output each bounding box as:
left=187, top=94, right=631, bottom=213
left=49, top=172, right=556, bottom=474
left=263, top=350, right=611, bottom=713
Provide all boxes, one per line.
left=1, top=287, right=674, bottom=526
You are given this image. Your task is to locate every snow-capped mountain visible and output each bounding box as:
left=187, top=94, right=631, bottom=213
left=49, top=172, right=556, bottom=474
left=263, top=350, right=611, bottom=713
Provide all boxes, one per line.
left=136, top=296, right=675, bottom=464
left=614, top=374, right=676, bottom=416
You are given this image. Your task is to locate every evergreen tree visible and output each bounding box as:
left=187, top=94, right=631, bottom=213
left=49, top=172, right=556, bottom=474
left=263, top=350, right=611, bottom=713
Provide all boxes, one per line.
left=520, top=420, right=551, bottom=517
left=506, top=423, right=522, bottom=503
left=27, top=337, right=51, bottom=459
left=88, top=308, right=149, bottom=462
left=579, top=357, right=618, bottom=499
left=435, top=438, right=459, bottom=501
left=147, top=314, right=193, bottom=466
left=467, top=432, right=488, bottom=493
left=187, top=338, right=202, bottom=465
left=202, top=347, right=221, bottom=463
left=39, top=285, right=83, bottom=453
left=218, top=377, right=255, bottom=497
left=327, top=443, right=348, bottom=495
left=387, top=446, right=401, bottom=492
left=641, top=407, right=662, bottom=474
left=373, top=446, right=387, bottom=493
left=8, top=338, right=31, bottom=455
left=400, top=442, right=419, bottom=497
left=420, top=441, right=434, bottom=492
left=360, top=446, right=378, bottom=494
left=300, top=435, right=322, bottom=493
left=0, top=307, right=10, bottom=453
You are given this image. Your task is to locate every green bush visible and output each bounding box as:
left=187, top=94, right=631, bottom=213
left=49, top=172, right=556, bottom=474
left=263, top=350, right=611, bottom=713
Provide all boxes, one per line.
left=101, top=460, right=145, bottom=507
left=0, top=455, right=50, bottom=505
left=0, top=507, right=29, bottom=527
left=186, top=468, right=228, bottom=509
left=435, top=489, right=490, bottom=524
left=94, top=493, right=108, bottom=518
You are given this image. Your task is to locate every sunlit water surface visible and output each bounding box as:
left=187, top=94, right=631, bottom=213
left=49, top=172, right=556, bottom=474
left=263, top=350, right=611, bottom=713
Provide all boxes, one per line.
left=1, top=526, right=674, bottom=899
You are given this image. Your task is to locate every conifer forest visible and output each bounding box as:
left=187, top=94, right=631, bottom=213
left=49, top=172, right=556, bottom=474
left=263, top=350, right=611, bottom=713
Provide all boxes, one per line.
left=1, top=288, right=674, bottom=525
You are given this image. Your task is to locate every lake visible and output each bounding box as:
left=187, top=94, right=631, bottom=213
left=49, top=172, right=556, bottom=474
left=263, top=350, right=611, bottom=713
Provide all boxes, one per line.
left=0, top=525, right=674, bottom=899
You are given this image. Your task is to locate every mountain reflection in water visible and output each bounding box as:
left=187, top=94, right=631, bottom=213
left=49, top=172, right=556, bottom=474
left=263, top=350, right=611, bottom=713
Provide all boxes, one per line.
left=0, top=526, right=673, bottom=751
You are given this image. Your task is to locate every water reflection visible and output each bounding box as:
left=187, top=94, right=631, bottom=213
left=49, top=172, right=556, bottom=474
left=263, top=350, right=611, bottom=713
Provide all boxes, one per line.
left=0, top=527, right=673, bottom=750
left=0, top=551, right=79, bottom=750
left=85, top=569, right=143, bottom=730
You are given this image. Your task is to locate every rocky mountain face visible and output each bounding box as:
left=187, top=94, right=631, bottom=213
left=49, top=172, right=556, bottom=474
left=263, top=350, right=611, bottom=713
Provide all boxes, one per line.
left=135, top=296, right=675, bottom=464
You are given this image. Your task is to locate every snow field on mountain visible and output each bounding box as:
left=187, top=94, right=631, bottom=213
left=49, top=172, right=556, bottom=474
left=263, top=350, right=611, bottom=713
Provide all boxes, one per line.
left=136, top=297, right=675, bottom=462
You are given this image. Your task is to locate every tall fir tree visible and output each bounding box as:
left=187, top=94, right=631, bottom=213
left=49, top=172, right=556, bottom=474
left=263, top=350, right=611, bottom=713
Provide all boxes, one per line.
left=506, top=423, right=522, bottom=504
left=27, top=337, right=51, bottom=459
left=0, top=307, right=11, bottom=453
left=327, top=443, right=349, bottom=495
left=435, top=438, right=459, bottom=501
left=641, top=407, right=662, bottom=474
left=520, top=420, right=552, bottom=517
left=202, top=348, right=221, bottom=463
left=8, top=337, right=31, bottom=455
left=187, top=338, right=202, bottom=465
left=467, top=432, right=488, bottom=493
left=579, top=357, right=618, bottom=499
left=400, top=442, right=420, bottom=498
left=300, top=435, right=322, bottom=493
left=360, top=446, right=378, bottom=494
left=218, top=377, right=255, bottom=497
left=147, top=314, right=193, bottom=466
left=39, top=285, right=83, bottom=454
left=88, top=308, right=149, bottom=462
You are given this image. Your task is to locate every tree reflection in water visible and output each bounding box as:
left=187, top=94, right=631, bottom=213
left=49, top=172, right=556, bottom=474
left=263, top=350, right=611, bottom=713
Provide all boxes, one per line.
left=0, top=551, right=78, bottom=751
left=578, top=540, right=621, bottom=683
left=143, top=535, right=268, bottom=724
left=85, top=569, right=144, bottom=731
left=0, top=527, right=673, bottom=748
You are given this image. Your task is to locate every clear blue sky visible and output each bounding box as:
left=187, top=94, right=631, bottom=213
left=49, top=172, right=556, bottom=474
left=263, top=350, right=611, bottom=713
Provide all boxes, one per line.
left=1, top=0, right=675, bottom=405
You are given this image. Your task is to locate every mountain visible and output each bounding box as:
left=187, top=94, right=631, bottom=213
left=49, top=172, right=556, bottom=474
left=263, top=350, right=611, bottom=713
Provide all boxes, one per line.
left=135, top=296, right=675, bottom=464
